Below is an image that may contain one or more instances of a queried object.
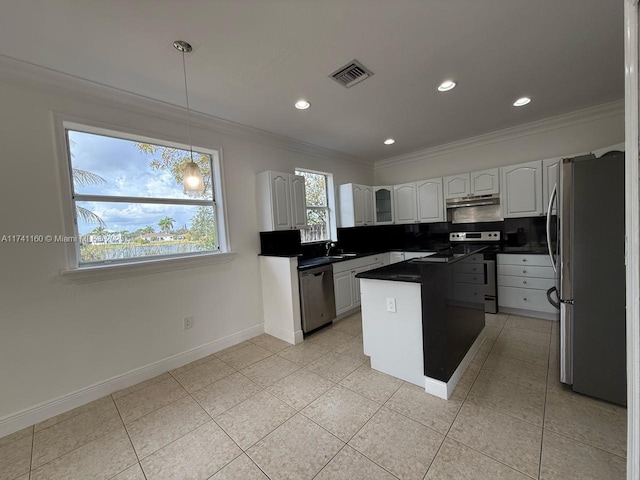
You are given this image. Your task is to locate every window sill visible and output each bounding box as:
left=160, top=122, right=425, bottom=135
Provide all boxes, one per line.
left=60, top=252, right=238, bottom=284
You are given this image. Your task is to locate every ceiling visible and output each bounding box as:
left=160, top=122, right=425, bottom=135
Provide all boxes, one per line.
left=0, top=0, right=624, bottom=163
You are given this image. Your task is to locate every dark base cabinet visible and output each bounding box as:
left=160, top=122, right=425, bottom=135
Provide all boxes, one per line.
left=420, top=260, right=485, bottom=382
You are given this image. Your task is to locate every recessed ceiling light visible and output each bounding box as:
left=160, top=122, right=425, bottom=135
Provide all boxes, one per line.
left=437, top=80, right=457, bottom=92
left=384, top=138, right=395, bottom=145
left=294, top=100, right=310, bottom=110
left=513, top=97, right=532, bottom=107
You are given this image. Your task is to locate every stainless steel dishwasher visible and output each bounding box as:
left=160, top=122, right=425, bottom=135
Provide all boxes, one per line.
left=299, top=264, right=337, bottom=334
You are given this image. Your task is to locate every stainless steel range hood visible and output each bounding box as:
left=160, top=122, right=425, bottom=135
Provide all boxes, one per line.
left=446, top=194, right=502, bottom=223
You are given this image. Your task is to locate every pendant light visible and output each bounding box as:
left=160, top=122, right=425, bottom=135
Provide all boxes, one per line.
left=173, top=40, right=205, bottom=197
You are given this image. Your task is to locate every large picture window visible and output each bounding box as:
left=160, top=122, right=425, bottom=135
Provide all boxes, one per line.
left=295, top=169, right=332, bottom=243
left=64, top=124, right=225, bottom=266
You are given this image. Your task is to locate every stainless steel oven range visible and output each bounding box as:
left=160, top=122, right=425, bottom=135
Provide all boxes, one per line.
left=449, top=231, right=500, bottom=313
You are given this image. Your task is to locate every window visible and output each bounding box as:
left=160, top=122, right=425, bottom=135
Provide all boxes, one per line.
left=64, top=124, right=227, bottom=266
left=295, top=169, right=332, bottom=243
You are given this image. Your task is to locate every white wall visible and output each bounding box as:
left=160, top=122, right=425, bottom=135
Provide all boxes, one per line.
left=374, top=102, right=624, bottom=184
left=0, top=63, right=372, bottom=426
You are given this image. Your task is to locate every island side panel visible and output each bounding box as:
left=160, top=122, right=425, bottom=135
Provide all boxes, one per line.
left=360, top=278, right=424, bottom=386
left=421, top=261, right=485, bottom=382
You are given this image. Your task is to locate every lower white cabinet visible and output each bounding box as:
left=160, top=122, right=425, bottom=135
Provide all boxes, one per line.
left=497, top=254, right=557, bottom=319
left=333, top=254, right=388, bottom=316
left=334, top=271, right=355, bottom=313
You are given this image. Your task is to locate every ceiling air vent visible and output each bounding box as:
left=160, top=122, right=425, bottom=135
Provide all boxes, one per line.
left=329, top=60, right=374, bottom=88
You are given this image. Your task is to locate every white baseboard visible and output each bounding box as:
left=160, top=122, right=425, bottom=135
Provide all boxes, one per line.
left=0, top=324, right=264, bottom=438
left=263, top=323, right=301, bottom=345
left=499, top=306, right=558, bottom=321
left=424, top=329, right=486, bottom=400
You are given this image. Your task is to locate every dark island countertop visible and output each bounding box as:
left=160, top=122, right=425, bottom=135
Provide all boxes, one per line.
left=357, top=246, right=487, bottom=283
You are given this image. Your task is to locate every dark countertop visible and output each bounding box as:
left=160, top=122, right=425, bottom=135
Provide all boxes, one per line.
left=357, top=246, right=487, bottom=283
left=354, top=261, right=423, bottom=283
left=261, top=245, right=550, bottom=271
left=297, top=251, right=385, bottom=270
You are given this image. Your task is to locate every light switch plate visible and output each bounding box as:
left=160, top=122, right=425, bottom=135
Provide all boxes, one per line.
left=386, top=298, right=396, bottom=313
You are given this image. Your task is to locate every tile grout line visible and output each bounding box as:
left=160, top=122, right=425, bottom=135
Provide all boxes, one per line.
left=421, top=317, right=506, bottom=478
left=110, top=393, right=148, bottom=480
left=433, top=315, right=549, bottom=480
left=536, top=328, right=554, bottom=479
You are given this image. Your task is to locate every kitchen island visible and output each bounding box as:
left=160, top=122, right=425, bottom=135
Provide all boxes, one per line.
left=357, top=249, right=487, bottom=399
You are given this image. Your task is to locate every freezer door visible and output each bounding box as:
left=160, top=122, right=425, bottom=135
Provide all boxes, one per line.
left=570, top=153, right=626, bottom=405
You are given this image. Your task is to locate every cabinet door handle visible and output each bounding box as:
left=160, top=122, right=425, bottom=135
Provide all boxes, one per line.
left=523, top=297, right=528, bottom=301
left=523, top=280, right=527, bottom=284
left=522, top=259, right=527, bottom=262
left=523, top=270, right=527, bottom=274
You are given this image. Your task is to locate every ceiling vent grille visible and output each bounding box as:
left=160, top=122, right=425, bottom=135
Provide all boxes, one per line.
left=329, top=60, right=374, bottom=88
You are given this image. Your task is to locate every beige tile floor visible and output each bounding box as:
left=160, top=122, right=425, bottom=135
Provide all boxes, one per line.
left=0, top=312, right=627, bottom=480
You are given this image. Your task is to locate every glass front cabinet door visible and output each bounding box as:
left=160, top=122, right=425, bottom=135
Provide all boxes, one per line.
left=374, top=186, right=394, bottom=224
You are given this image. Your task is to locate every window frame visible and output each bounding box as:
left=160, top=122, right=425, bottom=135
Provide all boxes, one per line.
left=294, top=168, right=337, bottom=244
left=54, top=116, right=233, bottom=281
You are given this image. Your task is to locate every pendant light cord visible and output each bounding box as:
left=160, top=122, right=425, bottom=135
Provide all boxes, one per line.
left=181, top=50, right=194, bottom=163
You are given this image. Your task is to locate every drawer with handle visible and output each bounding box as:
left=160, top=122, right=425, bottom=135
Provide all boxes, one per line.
left=454, top=272, right=485, bottom=285
left=498, top=286, right=557, bottom=313
left=498, top=264, right=555, bottom=279
left=497, top=254, right=552, bottom=267
left=498, top=275, right=554, bottom=291
left=453, top=263, right=484, bottom=275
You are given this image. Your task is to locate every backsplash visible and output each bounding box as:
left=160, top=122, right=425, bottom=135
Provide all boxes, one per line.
left=259, top=216, right=549, bottom=255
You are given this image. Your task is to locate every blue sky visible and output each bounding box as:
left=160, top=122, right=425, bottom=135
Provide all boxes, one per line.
left=69, top=131, right=208, bottom=235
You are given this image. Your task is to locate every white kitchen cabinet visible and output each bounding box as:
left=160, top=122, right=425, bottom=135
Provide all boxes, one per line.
left=257, top=171, right=307, bottom=231
left=417, top=178, right=445, bottom=223
left=443, top=174, right=471, bottom=199
left=339, top=184, right=374, bottom=227
left=289, top=174, right=308, bottom=229
left=497, top=254, right=556, bottom=320
left=393, top=182, right=418, bottom=224
left=374, top=187, right=394, bottom=224
left=500, top=160, right=543, bottom=218
left=334, top=270, right=355, bottom=314
left=470, top=168, right=500, bottom=195
left=542, top=158, right=560, bottom=215
left=444, top=169, right=499, bottom=199
left=333, top=253, right=388, bottom=317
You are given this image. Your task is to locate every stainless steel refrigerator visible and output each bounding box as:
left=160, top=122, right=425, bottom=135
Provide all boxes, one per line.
left=546, top=152, right=626, bottom=406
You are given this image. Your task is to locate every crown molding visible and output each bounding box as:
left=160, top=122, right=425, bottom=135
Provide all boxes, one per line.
left=374, top=99, right=624, bottom=170
left=0, top=55, right=369, bottom=167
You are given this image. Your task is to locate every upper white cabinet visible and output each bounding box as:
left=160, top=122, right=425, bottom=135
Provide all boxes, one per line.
left=444, top=168, right=499, bottom=199
left=393, top=182, right=418, bottom=224
left=443, top=174, right=471, bottom=199
left=339, top=184, right=374, bottom=227
left=470, top=168, right=500, bottom=195
left=393, top=179, right=444, bottom=224
left=257, top=171, right=307, bottom=231
left=542, top=158, right=560, bottom=215
left=500, top=160, right=543, bottom=218
left=289, top=174, right=308, bottom=229
left=416, top=178, right=445, bottom=223
left=374, top=187, right=394, bottom=224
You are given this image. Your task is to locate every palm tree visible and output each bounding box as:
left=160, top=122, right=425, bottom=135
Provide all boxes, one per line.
left=158, top=217, right=175, bottom=233
left=72, top=167, right=107, bottom=227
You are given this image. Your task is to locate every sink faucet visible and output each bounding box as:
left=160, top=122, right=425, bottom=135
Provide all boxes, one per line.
left=325, top=241, right=336, bottom=256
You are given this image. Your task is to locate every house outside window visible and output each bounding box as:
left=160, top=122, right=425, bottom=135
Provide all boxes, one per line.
left=63, top=123, right=227, bottom=266
left=295, top=169, right=332, bottom=243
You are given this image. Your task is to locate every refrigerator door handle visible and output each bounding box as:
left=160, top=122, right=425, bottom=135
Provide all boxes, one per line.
left=546, top=183, right=557, bottom=273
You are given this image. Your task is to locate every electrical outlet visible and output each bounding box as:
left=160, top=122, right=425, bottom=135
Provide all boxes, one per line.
left=386, top=298, right=396, bottom=313
left=183, top=316, right=194, bottom=330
